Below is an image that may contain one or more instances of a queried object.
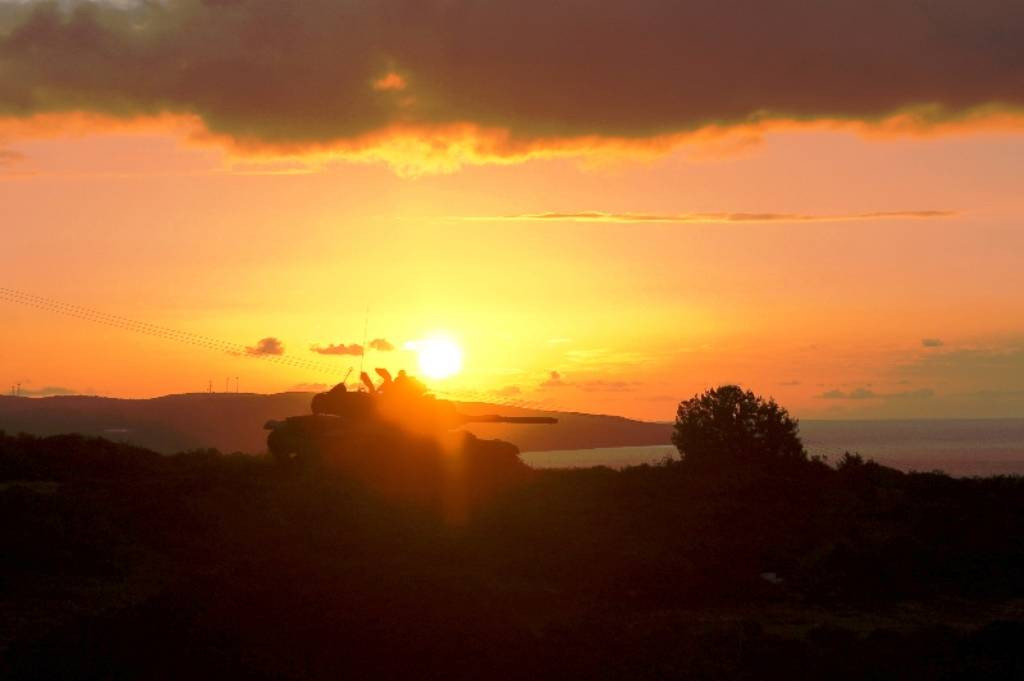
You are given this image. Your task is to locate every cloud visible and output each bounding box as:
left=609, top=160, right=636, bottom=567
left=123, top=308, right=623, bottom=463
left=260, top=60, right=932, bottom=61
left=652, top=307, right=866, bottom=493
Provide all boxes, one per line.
left=890, top=389, right=937, bottom=400
left=16, top=385, right=78, bottom=396
left=820, top=387, right=878, bottom=400
left=368, top=338, right=395, bottom=352
left=0, top=148, right=24, bottom=165
left=462, top=210, right=956, bottom=224
left=246, top=337, right=284, bottom=356
left=921, top=338, right=945, bottom=347
left=1, top=1, right=1023, bottom=171
left=310, top=342, right=363, bottom=356
left=576, top=379, right=639, bottom=393
left=492, top=385, right=522, bottom=397
left=309, top=338, right=393, bottom=355
left=779, top=380, right=802, bottom=386
left=539, top=371, right=566, bottom=388
left=535, top=371, right=637, bottom=392
left=642, top=394, right=678, bottom=403
left=372, top=72, right=407, bottom=93
left=898, top=341, right=1024, bottom=385
left=813, top=340, right=1024, bottom=418
left=819, top=387, right=935, bottom=400
left=565, top=347, right=646, bottom=368
left=964, top=389, right=1024, bottom=400
left=291, top=382, right=330, bottom=392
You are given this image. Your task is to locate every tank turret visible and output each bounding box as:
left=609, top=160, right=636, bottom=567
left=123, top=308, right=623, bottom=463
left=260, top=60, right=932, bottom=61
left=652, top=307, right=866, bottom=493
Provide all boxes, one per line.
left=265, top=369, right=556, bottom=467
left=310, top=382, right=374, bottom=419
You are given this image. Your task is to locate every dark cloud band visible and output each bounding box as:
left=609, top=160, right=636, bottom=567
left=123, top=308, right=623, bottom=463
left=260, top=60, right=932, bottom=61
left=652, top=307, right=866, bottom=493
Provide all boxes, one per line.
left=1, top=0, right=1022, bottom=158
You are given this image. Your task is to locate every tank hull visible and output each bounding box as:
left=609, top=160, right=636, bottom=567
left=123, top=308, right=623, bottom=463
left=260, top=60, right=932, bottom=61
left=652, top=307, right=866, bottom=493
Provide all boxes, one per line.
left=265, top=414, right=530, bottom=515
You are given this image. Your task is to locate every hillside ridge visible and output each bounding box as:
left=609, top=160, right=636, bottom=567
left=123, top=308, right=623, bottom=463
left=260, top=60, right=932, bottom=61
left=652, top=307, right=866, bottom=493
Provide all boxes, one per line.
left=0, top=392, right=673, bottom=454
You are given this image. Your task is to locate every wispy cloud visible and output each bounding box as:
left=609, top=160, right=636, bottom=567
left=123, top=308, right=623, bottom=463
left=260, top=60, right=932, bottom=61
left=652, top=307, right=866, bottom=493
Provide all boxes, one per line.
left=292, top=382, right=330, bottom=392
left=16, top=385, right=78, bottom=397
left=539, top=371, right=567, bottom=389
left=898, top=341, right=1024, bottom=383
left=310, top=342, right=363, bottom=356
left=819, top=387, right=935, bottom=400
left=535, top=371, right=639, bottom=393
left=921, top=338, right=944, bottom=348
left=458, top=210, right=957, bottom=224
left=368, top=338, right=395, bottom=352
left=577, top=379, right=640, bottom=393
left=311, top=338, right=394, bottom=355
left=963, top=389, right=1024, bottom=400
left=0, top=148, right=24, bottom=166
left=565, top=348, right=647, bottom=368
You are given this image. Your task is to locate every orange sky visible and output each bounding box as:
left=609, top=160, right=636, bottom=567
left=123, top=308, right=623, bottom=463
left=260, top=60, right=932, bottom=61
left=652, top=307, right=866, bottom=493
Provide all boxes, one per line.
left=2, top=1, right=1023, bottom=420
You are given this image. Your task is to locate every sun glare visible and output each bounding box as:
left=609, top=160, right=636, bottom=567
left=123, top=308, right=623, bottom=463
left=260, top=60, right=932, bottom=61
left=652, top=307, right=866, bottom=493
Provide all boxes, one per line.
left=408, top=336, right=463, bottom=380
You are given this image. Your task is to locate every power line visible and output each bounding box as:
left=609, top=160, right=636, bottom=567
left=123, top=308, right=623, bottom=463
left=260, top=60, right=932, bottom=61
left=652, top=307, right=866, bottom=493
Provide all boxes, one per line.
left=1, top=285, right=575, bottom=412
left=0, top=287, right=346, bottom=378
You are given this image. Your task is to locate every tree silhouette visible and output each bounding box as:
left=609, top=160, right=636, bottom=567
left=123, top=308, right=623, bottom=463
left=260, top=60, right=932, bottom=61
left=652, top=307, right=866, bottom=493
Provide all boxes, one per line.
left=672, top=385, right=806, bottom=470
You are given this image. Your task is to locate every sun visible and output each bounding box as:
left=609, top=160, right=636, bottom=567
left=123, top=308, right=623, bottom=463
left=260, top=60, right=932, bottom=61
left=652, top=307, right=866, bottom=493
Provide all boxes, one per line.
left=408, top=336, right=463, bottom=380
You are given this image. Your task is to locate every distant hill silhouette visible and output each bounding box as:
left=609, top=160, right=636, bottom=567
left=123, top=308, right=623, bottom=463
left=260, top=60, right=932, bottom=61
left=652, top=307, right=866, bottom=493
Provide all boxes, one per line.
left=0, top=393, right=672, bottom=455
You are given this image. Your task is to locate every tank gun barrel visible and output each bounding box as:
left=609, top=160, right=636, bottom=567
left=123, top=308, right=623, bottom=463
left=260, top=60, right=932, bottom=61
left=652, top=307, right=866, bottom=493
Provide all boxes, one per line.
left=458, top=415, right=557, bottom=425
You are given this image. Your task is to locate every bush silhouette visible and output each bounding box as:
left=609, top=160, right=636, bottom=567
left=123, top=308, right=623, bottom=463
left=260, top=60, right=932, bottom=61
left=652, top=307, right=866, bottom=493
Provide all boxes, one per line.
left=672, top=385, right=807, bottom=471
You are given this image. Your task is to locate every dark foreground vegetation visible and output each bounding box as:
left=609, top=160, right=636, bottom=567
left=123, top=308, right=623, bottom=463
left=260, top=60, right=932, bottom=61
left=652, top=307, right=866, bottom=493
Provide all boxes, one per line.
left=2, top=429, right=1024, bottom=680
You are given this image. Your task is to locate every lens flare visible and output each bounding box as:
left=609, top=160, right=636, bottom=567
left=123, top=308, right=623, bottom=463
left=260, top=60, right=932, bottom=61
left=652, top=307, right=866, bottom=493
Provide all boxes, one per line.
left=407, top=336, right=463, bottom=379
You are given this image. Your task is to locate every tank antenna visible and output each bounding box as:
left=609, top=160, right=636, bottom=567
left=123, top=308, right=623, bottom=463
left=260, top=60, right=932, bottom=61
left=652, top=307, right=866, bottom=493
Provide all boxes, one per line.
left=358, top=306, right=369, bottom=389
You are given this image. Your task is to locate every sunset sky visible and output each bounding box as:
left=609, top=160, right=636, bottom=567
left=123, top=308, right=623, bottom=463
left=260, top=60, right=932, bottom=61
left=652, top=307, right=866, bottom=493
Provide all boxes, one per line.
left=2, top=0, right=1023, bottom=420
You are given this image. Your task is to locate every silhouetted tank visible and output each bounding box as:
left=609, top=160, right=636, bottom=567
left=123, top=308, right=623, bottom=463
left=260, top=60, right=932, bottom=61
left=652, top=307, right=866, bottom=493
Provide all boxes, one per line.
left=264, top=370, right=555, bottom=514
left=265, top=369, right=554, bottom=468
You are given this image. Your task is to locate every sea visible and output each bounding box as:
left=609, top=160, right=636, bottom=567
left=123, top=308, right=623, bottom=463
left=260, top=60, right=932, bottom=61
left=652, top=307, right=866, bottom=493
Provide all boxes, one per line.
left=520, top=418, right=1024, bottom=477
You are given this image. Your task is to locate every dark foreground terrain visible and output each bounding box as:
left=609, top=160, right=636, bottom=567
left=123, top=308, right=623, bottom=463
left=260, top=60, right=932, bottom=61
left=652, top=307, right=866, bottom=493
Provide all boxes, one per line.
left=2, top=431, right=1023, bottom=680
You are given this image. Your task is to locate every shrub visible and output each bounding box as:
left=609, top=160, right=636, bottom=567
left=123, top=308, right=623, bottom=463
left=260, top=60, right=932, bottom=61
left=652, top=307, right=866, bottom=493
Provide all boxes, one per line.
left=672, top=385, right=807, bottom=471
